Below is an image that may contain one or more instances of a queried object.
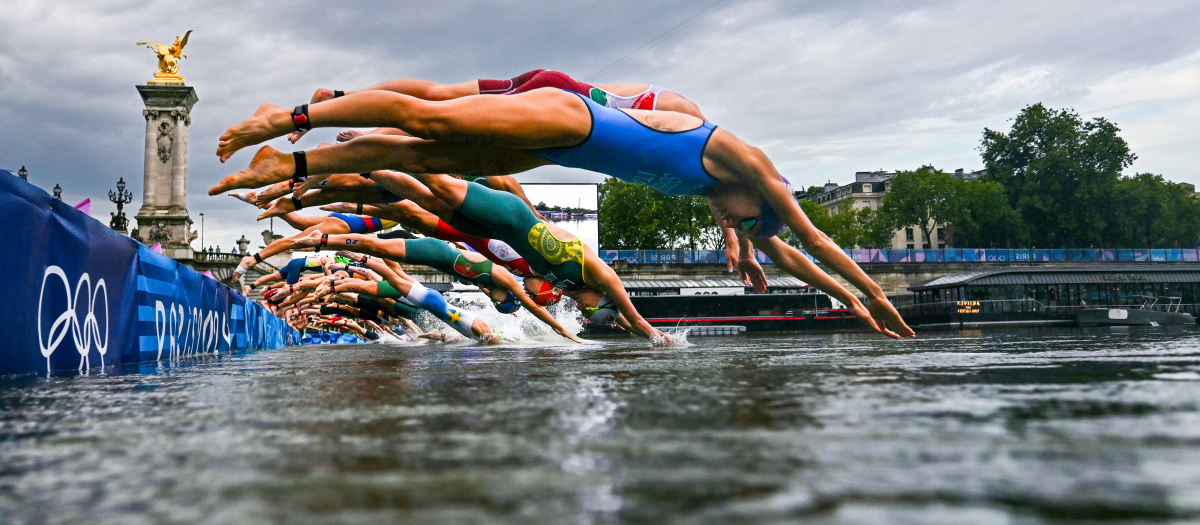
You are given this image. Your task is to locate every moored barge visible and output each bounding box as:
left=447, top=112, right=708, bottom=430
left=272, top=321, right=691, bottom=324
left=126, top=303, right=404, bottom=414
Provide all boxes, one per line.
left=900, top=265, right=1200, bottom=329
left=584, top=277, right=862, bottom=335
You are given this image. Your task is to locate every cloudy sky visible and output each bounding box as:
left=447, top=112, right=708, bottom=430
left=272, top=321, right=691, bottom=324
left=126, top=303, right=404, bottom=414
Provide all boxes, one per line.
left=2, top=0, right=1199, bottom=251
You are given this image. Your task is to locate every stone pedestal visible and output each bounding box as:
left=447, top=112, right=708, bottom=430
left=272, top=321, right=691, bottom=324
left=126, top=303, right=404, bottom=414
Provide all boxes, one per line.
left=134, top=83, right=198, bottom=260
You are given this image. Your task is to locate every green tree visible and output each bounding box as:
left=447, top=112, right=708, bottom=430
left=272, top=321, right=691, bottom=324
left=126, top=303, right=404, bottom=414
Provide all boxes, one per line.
left=598, top=179, right=667, bottom=249
left=792, top=199, right=886, bottom=248
left=1108, top=174, right=1200, bottom=248
left=980, top=103, right=1136, bottom=248
left=945, top=179, right=1026, bottom=248
left=857, top=206, right=897, bottom=249
left=878, top=166, right=958, bottom=247
left=598, top=178, right=722, bottom=249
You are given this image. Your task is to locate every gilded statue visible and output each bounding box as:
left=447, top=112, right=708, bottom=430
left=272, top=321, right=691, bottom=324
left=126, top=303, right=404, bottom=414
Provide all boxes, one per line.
left=137, top=30, right=192, bottom=83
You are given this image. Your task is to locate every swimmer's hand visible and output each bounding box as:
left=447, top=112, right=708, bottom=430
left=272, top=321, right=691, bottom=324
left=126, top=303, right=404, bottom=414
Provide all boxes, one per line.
left=258, top=197, right=293, bottom=221
left=337, top=129, right=366, bottom=142
left=289, top=230, right=326, bottom=249
left=417, top=330, right=445, bottom=342
left=558, top=329, right=583, bottom=344
left=847, top=298, right=890, bottom=338
left=321, top=203, right=359, bottom=214
left=737, top=255, right=768, bottom=293
left=649, top=328, right=677, bottom=346
left=725, top=242, right=740, bottom=274
left=229, top=192, right=258, bottom=206
left=865, top=295, right=915, bottom=338
left=294, top=173, right=333, bottom=199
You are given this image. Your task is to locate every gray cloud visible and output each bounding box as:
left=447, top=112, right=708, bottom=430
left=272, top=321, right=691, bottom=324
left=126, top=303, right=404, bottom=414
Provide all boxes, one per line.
left=2, top=0, right=1198, bottom=250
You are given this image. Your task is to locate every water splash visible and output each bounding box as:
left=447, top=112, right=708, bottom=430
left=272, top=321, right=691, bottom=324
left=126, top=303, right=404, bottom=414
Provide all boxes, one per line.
left=658, top=327, right=694, bottom=346
left=401, top=294, right=587, bottom=346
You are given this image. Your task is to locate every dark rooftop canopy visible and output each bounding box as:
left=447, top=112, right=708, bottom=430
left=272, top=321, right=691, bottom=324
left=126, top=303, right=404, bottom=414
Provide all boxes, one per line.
left=909, top=265, right=1200, bottom=291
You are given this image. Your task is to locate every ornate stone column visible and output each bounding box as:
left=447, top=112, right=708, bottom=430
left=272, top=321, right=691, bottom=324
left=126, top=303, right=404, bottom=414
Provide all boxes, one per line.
left=138, top=111, right=158, bottom=215
left=134, top=83, right=198, bottom=261
left=169, top=108, right=190, bottom=213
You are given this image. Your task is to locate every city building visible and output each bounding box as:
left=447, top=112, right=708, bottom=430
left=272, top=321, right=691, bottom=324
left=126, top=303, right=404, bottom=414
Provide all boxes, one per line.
left=801, top=168, right=984, bottom=250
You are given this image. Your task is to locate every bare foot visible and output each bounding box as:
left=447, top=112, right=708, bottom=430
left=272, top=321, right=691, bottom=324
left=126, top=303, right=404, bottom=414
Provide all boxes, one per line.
left=290, top=230, right=325, bottom=249
left=337, top=129, right=365, bottom=142
left=208, top=146, right=294, bottom=195
left=217, top=103, right=292, bottom=162
left=257, top=197, right=295, bottom=220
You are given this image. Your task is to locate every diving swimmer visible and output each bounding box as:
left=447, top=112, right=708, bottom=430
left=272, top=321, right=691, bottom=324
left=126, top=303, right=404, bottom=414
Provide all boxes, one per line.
left=212, top=86, right=913, bottom=338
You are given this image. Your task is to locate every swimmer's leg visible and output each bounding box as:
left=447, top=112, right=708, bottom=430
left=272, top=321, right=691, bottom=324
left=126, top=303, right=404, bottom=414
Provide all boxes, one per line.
left=211, top=137, right=549, bottom=195
left=216, top=88, right=588, bottom=161
left=404, top=281, right=494, bottom=341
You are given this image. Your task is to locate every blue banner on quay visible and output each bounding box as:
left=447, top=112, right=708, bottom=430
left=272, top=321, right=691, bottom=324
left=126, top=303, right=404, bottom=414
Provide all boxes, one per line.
left=601, top=247, right=1199, bottom=266
left=0, top=171, right=298, bottom=376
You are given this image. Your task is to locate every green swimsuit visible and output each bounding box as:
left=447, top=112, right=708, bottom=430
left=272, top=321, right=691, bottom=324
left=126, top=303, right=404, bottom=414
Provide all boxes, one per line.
left=447, top=183, right=587, bottom=291
left=403, top=238, right=497, bottom=288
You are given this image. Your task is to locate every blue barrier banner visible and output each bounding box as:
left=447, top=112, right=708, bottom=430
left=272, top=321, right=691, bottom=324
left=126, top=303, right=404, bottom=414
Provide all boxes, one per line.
left=1, top=174, right=139, bottom=374
left=600, top=246, right=1200, bottom=266
left=301, top=333, right=364, bottom=345
left=1, top=172, right=298, bottom=376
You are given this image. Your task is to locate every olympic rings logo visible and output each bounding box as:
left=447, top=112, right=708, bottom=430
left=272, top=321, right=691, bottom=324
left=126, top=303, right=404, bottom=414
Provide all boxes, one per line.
left=37, top=265, right=109, bottom=372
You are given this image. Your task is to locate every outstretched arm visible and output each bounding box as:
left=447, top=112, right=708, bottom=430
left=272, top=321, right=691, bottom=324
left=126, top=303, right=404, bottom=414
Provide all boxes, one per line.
left=709, top=135, right=914, bottom=338
left=707, top=198, right=745, bottom=276
left=277, top=212, right=326, bottom=231
left=494, top=271, right=581, bottom=343
left=735, top=232, right=768, bottom=293
left=584, top=253, right=667, bottom=342
left=753, top=237, right=898, bottom=338
left=293, top=232, right=405, bottom=261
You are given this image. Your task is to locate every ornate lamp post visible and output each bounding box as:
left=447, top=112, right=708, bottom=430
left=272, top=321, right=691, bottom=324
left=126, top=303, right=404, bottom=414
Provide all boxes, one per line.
left=17, top=166, right=28, bottom=181
left=52, top=184, right=62, bottom=201
left=199, top=212, right=205, bottom=252
left=236, top=235, right=250, bottom=255
left=109, top=177, right=133, bottom=234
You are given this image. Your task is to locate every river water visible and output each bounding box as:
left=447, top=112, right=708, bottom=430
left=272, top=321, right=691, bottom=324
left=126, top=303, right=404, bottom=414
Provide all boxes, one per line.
left=4, top=326, right=1200, bottom=524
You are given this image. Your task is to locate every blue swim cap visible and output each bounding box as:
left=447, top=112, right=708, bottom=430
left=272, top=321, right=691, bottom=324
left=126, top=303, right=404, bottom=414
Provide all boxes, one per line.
left=494, top=291, right=522, bottom=314
left=751, top=203, right=787, bottom=238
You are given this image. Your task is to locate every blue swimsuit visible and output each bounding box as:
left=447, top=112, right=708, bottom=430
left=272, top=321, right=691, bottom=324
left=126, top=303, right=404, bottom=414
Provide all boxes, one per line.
left=331, top=212, right=386, bottom=234
left=532, top=91, right=721, bottom=196
left=279, top=257, right=324, bottom=284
